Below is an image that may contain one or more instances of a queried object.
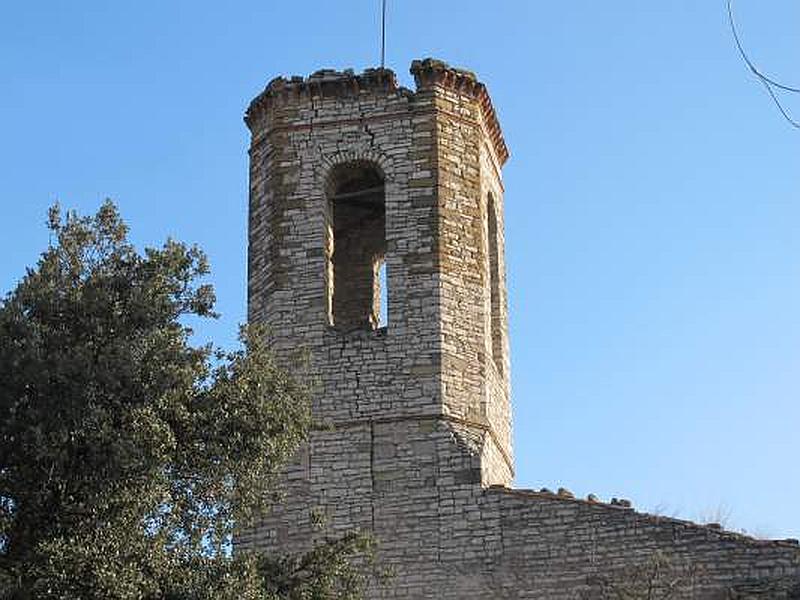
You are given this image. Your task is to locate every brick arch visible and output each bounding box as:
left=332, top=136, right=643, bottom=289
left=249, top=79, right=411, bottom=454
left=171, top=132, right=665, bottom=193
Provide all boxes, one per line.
left=323, top=159, right=385, bottom=199
left=319, top=148, right=392, bottom=332
left=315, top=144, right=396, bottom=193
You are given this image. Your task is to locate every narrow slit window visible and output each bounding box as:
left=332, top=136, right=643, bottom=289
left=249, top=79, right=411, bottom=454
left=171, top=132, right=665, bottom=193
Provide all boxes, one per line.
left=487, top=193, right=503, bottom=373
left=326, top=161, right=387, bottom=330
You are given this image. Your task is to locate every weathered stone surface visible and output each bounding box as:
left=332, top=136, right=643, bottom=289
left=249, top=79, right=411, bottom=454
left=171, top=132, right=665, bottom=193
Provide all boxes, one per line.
left=239, top=58, right=800, bottom=599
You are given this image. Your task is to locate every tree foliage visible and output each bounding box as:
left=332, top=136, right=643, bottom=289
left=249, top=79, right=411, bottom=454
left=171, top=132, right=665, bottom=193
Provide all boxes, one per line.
left=0, top=202, right=372, bottom=599
left=585, top=552, right=702, bottom=600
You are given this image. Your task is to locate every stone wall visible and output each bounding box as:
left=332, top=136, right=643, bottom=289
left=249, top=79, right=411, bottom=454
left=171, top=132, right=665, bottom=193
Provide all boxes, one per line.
left=357, top=484, right=800, bottom=598
left=241, top=58, right=800, bottom=599
left=476, top=488, right=800, bottom=599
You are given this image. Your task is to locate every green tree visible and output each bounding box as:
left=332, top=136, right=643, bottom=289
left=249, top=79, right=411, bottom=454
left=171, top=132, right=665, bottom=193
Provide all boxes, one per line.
left=0, top=202, right=372, bottom=599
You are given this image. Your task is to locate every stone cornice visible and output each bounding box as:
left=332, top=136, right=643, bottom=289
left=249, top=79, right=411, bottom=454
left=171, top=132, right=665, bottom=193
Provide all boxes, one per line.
left=245, top=67, right=399, bottom=131
left=411, top=58, right=510, bottom=166
left=246, top=59, right=510, bottom=168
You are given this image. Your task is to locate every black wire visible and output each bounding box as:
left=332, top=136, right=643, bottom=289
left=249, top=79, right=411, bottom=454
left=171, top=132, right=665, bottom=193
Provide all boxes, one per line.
left=728, top=0, right=800, bottom=92
left=727, top=0, right=800, bottom=129
left=759, top=76, right=800, bottom=129
left=381, top=0, right=387, bottom=69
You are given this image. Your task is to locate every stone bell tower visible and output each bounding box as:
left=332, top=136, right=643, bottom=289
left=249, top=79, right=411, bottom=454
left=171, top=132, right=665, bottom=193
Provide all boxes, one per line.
left=239, top=59, right=800, bottom=600
left=240, top=58, right=512, bottom=594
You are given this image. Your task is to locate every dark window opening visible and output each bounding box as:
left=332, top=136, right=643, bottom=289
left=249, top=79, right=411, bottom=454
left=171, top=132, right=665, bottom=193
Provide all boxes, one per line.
left=326, top=161, right=387, bottom=330
left=487, top=193, right=503, bottom=373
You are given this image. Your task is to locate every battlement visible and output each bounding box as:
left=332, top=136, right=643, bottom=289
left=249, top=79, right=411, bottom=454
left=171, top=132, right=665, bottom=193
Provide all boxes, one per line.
left=244, top=66, right=399, bottom=130
left=244, top=58, right=508, bottom=166
left=412, top=58, right=509, bottom=165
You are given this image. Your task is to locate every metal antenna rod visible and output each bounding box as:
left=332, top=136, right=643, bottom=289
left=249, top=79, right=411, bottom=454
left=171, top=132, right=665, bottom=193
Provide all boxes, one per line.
left=381, top=0, right=387, bottom=68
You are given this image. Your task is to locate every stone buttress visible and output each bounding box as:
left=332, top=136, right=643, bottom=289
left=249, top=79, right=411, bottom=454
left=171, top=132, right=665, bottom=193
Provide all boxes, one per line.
left=239, top=59, right=800, bottom=599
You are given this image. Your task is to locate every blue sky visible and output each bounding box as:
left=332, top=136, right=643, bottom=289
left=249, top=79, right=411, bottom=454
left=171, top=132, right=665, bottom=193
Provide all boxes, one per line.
left=1, top=1, right=798, bottom=539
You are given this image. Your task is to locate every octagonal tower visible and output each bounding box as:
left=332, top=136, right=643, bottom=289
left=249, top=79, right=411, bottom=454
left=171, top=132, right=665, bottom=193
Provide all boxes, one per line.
left=240, top=58, right=511, bottom=588
left=238, top=58, right=800, bottom=600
